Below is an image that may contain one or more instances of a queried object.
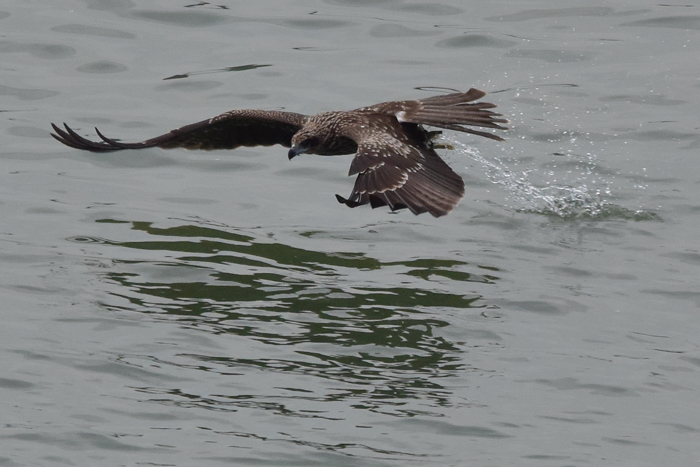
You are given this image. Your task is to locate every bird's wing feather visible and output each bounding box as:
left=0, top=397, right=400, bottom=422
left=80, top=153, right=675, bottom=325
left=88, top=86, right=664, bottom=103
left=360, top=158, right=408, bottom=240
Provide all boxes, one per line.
left=336, top=119, right=465, bottom=217
left=370, top=88, right=508, bottom=141
left=51, top=110, right=308, bottom=153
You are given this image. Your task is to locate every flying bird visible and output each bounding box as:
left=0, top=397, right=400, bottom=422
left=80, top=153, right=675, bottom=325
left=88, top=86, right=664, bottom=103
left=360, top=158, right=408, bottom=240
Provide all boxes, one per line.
left=51, top=88, right=507, bottom=217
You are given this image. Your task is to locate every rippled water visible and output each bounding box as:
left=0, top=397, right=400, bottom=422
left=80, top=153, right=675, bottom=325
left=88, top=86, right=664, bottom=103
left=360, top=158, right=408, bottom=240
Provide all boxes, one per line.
left=2, top=1, right=700, bottom=466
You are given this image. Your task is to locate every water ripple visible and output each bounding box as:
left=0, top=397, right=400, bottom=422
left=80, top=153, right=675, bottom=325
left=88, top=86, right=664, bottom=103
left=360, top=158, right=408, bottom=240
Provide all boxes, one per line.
left=87, top=219, right=499, bottom=417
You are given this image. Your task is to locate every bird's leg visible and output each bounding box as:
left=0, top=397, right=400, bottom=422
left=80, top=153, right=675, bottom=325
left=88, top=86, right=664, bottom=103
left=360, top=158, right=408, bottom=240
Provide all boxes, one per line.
left=432, top=142, right=455, bottom=150
left=427, top=130, right=455, bottom=150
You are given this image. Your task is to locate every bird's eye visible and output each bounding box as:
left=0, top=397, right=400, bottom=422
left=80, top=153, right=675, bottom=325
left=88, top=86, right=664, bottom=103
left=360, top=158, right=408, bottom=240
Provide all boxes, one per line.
left=301, top=137, right=320, bottom=149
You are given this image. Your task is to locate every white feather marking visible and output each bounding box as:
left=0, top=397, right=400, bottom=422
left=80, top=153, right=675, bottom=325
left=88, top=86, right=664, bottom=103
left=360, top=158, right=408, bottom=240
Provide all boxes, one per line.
left=395, top=111, right=407, bottom=122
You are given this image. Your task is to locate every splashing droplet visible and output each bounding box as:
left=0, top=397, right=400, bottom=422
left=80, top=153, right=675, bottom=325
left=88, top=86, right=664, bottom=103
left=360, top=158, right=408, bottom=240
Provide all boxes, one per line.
left=447, top=138, right=612, bottom=218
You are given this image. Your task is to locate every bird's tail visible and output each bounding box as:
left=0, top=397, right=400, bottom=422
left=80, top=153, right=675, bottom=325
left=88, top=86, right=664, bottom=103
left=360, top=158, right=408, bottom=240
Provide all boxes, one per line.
left=407, top=88, right=509, bottom=141
left=416, top=87, right=487, bottom=105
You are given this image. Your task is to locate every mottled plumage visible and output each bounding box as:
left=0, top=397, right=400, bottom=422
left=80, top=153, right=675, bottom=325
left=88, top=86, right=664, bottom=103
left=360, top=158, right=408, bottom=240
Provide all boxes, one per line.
left=51, top=88, right=507, bottom=217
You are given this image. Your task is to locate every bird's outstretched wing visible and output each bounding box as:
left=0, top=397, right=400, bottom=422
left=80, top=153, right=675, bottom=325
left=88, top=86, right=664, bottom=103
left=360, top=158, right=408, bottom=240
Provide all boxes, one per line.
left=51, top=110, right=308, bottom=153
left=335, top=117, right=466, bottom=217
left=371, top=88, right=509, bottom=141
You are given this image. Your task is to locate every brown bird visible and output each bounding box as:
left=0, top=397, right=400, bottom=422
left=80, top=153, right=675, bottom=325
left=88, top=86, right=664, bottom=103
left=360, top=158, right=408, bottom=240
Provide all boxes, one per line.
left=51, top=88, right=507, bottom=217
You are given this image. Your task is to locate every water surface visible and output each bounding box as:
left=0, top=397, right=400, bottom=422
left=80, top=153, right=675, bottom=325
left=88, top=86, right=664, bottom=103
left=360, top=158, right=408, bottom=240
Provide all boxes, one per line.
left=2, top=1, right=700, bottom=466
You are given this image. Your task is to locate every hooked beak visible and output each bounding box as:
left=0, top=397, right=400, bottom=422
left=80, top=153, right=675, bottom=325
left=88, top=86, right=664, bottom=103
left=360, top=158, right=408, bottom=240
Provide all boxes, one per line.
left=288, top=144, right=308, bottom=160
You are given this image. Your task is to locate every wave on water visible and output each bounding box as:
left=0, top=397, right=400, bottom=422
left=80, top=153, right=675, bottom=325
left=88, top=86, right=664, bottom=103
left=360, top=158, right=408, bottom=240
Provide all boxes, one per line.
left=447, top=138, right=657, bottom=221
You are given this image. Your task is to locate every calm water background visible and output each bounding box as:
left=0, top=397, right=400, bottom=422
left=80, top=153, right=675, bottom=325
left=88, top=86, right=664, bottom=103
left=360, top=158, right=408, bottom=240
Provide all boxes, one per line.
left=2, top=1, right=700, bottom=465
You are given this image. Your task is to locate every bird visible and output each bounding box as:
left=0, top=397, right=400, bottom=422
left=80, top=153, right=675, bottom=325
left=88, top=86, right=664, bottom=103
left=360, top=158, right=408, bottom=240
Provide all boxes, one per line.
left=51, top=88, right=507, bottom=217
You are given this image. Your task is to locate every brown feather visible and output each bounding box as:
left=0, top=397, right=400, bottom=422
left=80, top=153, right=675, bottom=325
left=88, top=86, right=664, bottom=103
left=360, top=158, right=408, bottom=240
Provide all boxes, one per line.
left=51, top=89, right=507, bottom=217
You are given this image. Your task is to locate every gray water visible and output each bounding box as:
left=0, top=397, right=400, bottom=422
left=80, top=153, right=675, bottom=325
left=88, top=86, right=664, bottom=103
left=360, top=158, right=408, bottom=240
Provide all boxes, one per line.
left=2, top=1, right=700, bottom=466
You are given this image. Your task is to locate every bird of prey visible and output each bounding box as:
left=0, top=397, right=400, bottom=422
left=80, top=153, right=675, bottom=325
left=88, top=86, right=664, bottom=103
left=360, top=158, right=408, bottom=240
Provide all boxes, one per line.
left=51, top=88, right=507, bottom=217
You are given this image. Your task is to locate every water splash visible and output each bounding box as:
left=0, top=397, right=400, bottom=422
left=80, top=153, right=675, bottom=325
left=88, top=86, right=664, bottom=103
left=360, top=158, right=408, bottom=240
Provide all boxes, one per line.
left=447, top=138, right=631, bottom=219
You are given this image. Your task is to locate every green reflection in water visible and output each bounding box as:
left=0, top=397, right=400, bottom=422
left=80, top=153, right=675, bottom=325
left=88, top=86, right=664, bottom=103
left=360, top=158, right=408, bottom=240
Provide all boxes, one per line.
left=85, top=219, right=501, bottom=414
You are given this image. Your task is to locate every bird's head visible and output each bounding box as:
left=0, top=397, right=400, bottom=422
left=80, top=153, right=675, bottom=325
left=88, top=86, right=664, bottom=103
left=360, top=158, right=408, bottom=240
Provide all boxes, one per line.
left=288, top=114, right=339, bottom=159
left=288, top=131, right=322, bottom=160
